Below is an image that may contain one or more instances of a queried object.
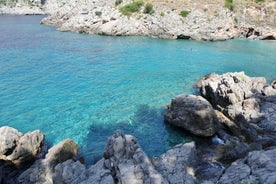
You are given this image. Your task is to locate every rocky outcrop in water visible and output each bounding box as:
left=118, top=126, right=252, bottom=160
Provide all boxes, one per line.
left=17, top=139, right=78, bottom=183
left=0, top=126, right=22, bottom=156
left=0, top=127, right=44, bottom=166
left=197, top=72, right=276, bottom=149
left=103, top=131, right=166, bottom=183
left=3, top=127, right=273, bottom=184
left=0, top=127, right=44, bottom=183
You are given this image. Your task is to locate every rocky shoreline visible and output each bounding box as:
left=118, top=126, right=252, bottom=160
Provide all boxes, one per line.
left=1, top=0, right=276, bottom=40
left=1, top=72, right=275, bottom=183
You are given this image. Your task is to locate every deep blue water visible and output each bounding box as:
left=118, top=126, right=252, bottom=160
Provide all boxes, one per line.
left=0, top=15, right=275, bottom=163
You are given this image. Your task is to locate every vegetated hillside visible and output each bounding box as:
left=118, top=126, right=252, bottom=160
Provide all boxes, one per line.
left=1, top=0, right=276, bottom=40
left=149, top=0, right=276, bottom=28
left=0, top=0, right=42, bottom=7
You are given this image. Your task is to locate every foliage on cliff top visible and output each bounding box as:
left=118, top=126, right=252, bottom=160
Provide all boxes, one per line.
left=180, top=10, right=190, bottom=17
left=115, top=0, right=123, bottom=6
left=143, top=3, right=154, bottom=14
left=120, top=0, right=144, bottom=16
left=225, top=0, right=234, bottom=11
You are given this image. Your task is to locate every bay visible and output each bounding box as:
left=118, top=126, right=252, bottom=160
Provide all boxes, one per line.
left=0, top=15, right=275, bottom=163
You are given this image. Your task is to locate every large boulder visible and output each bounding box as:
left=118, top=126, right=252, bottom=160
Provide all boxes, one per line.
left=46, top=139, right=78, bottom=166
left=53, top=159, right=88, bottom=184
left=262, top=80, right=276, bottom=96
left=197, top=72, right=276, bottom=147
left=103, top=131, right=166, bottom=184
left=79, top=158, right=114, bottom=184
left=53, top=158, right=114, bottom=184
left=6, top=130, right=44, bottom=166
left=17, top=159, right=53, bottom=184
left=0, top=126, right=22, bottom=156
left=164, top=94, right=219, bottom=137
left=17, top=139, right=78, bottom=184
left=197, top=72, right=267, bottom=108
left=0, top=127, right=44, bottom=183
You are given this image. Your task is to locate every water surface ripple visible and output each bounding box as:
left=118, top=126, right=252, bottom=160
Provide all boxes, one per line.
left=0, top=15, right=275, bottom=163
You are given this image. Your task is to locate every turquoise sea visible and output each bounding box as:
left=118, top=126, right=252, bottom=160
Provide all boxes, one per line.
left=0, top=15, right=275, bottom=163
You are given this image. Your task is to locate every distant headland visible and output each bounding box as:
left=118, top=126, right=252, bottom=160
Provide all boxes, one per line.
left=1, top=0, right=276, bottom=40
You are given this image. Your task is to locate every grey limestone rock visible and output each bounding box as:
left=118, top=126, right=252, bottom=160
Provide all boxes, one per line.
left=17, top=159, right=53, bottom=184
left=198, top=72, right=276, bottom=147
left=262, top=80, right=276, bottom=96
left=152, top=142, right=196, bottom=184
left=17, top=139, right=78, bottom=184
left=45, top=138, right=78, bottom=166
left=53, top=159, right=88, bottom=184
left=53, top=158, right=114, bottom=184
left=165, top=94, right=219, bottom=137
left=0, top=126, right=22, bottom=156
left=7, top=130, right=44, bottom=166
left=218, top=147, right=276, bottom=184
left=104, top=130, right=166, bottom=184
left=198, top=72, right=266, bottom=108
left=80, top=158, right=114, bottom=184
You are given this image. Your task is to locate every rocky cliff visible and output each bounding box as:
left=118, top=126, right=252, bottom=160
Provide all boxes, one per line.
left=0, top=0, right=44, bottom=14
left=1, top=0, right=276, bottom=40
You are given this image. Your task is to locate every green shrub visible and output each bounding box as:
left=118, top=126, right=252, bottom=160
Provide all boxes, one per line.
left=234, top=17, right=238, bottom=23
left=160, top=11, right=165, bottom=16
left=255, top=0, right=265, bottom=3
left=0, top=0, right=13, bottom=5
left=120, top=0, right=144, bottom=16
left=95, top=11, right=102, bottom=16
left=225, top=0, right=234, bottom=11
left=180, top=10, right=190, bottom=18
left=115, top=0, right=122, bottom=6
left=0, top=0, right=6, bottom=5
left=143, top=3, right=154, bottom=14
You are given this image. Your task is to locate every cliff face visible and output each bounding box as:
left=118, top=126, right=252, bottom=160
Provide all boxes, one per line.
left=1, top=0, right=276, bottom=40
left=0, top=0, right=44, bottom=14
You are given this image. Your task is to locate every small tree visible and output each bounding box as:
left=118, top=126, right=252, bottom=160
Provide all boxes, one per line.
left=143, top=3, right=154, bottom=14
left=180, top=10, right=190, bottom=18
left=119, top=0, right=144, bottom=16
left=225, top=0, right=234, bottom=11
left=115, top=0, right=122, bottom=6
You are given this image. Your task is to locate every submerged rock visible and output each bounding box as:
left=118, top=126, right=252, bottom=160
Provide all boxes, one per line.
left=165, top=94, right=219, bottom=137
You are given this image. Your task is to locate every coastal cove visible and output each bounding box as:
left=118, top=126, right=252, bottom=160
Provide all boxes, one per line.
left=0, top=15, right=276, bottom=164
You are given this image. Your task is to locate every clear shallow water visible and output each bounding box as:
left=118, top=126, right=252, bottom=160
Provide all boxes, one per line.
left=0, top=15, right=275, bottom=163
